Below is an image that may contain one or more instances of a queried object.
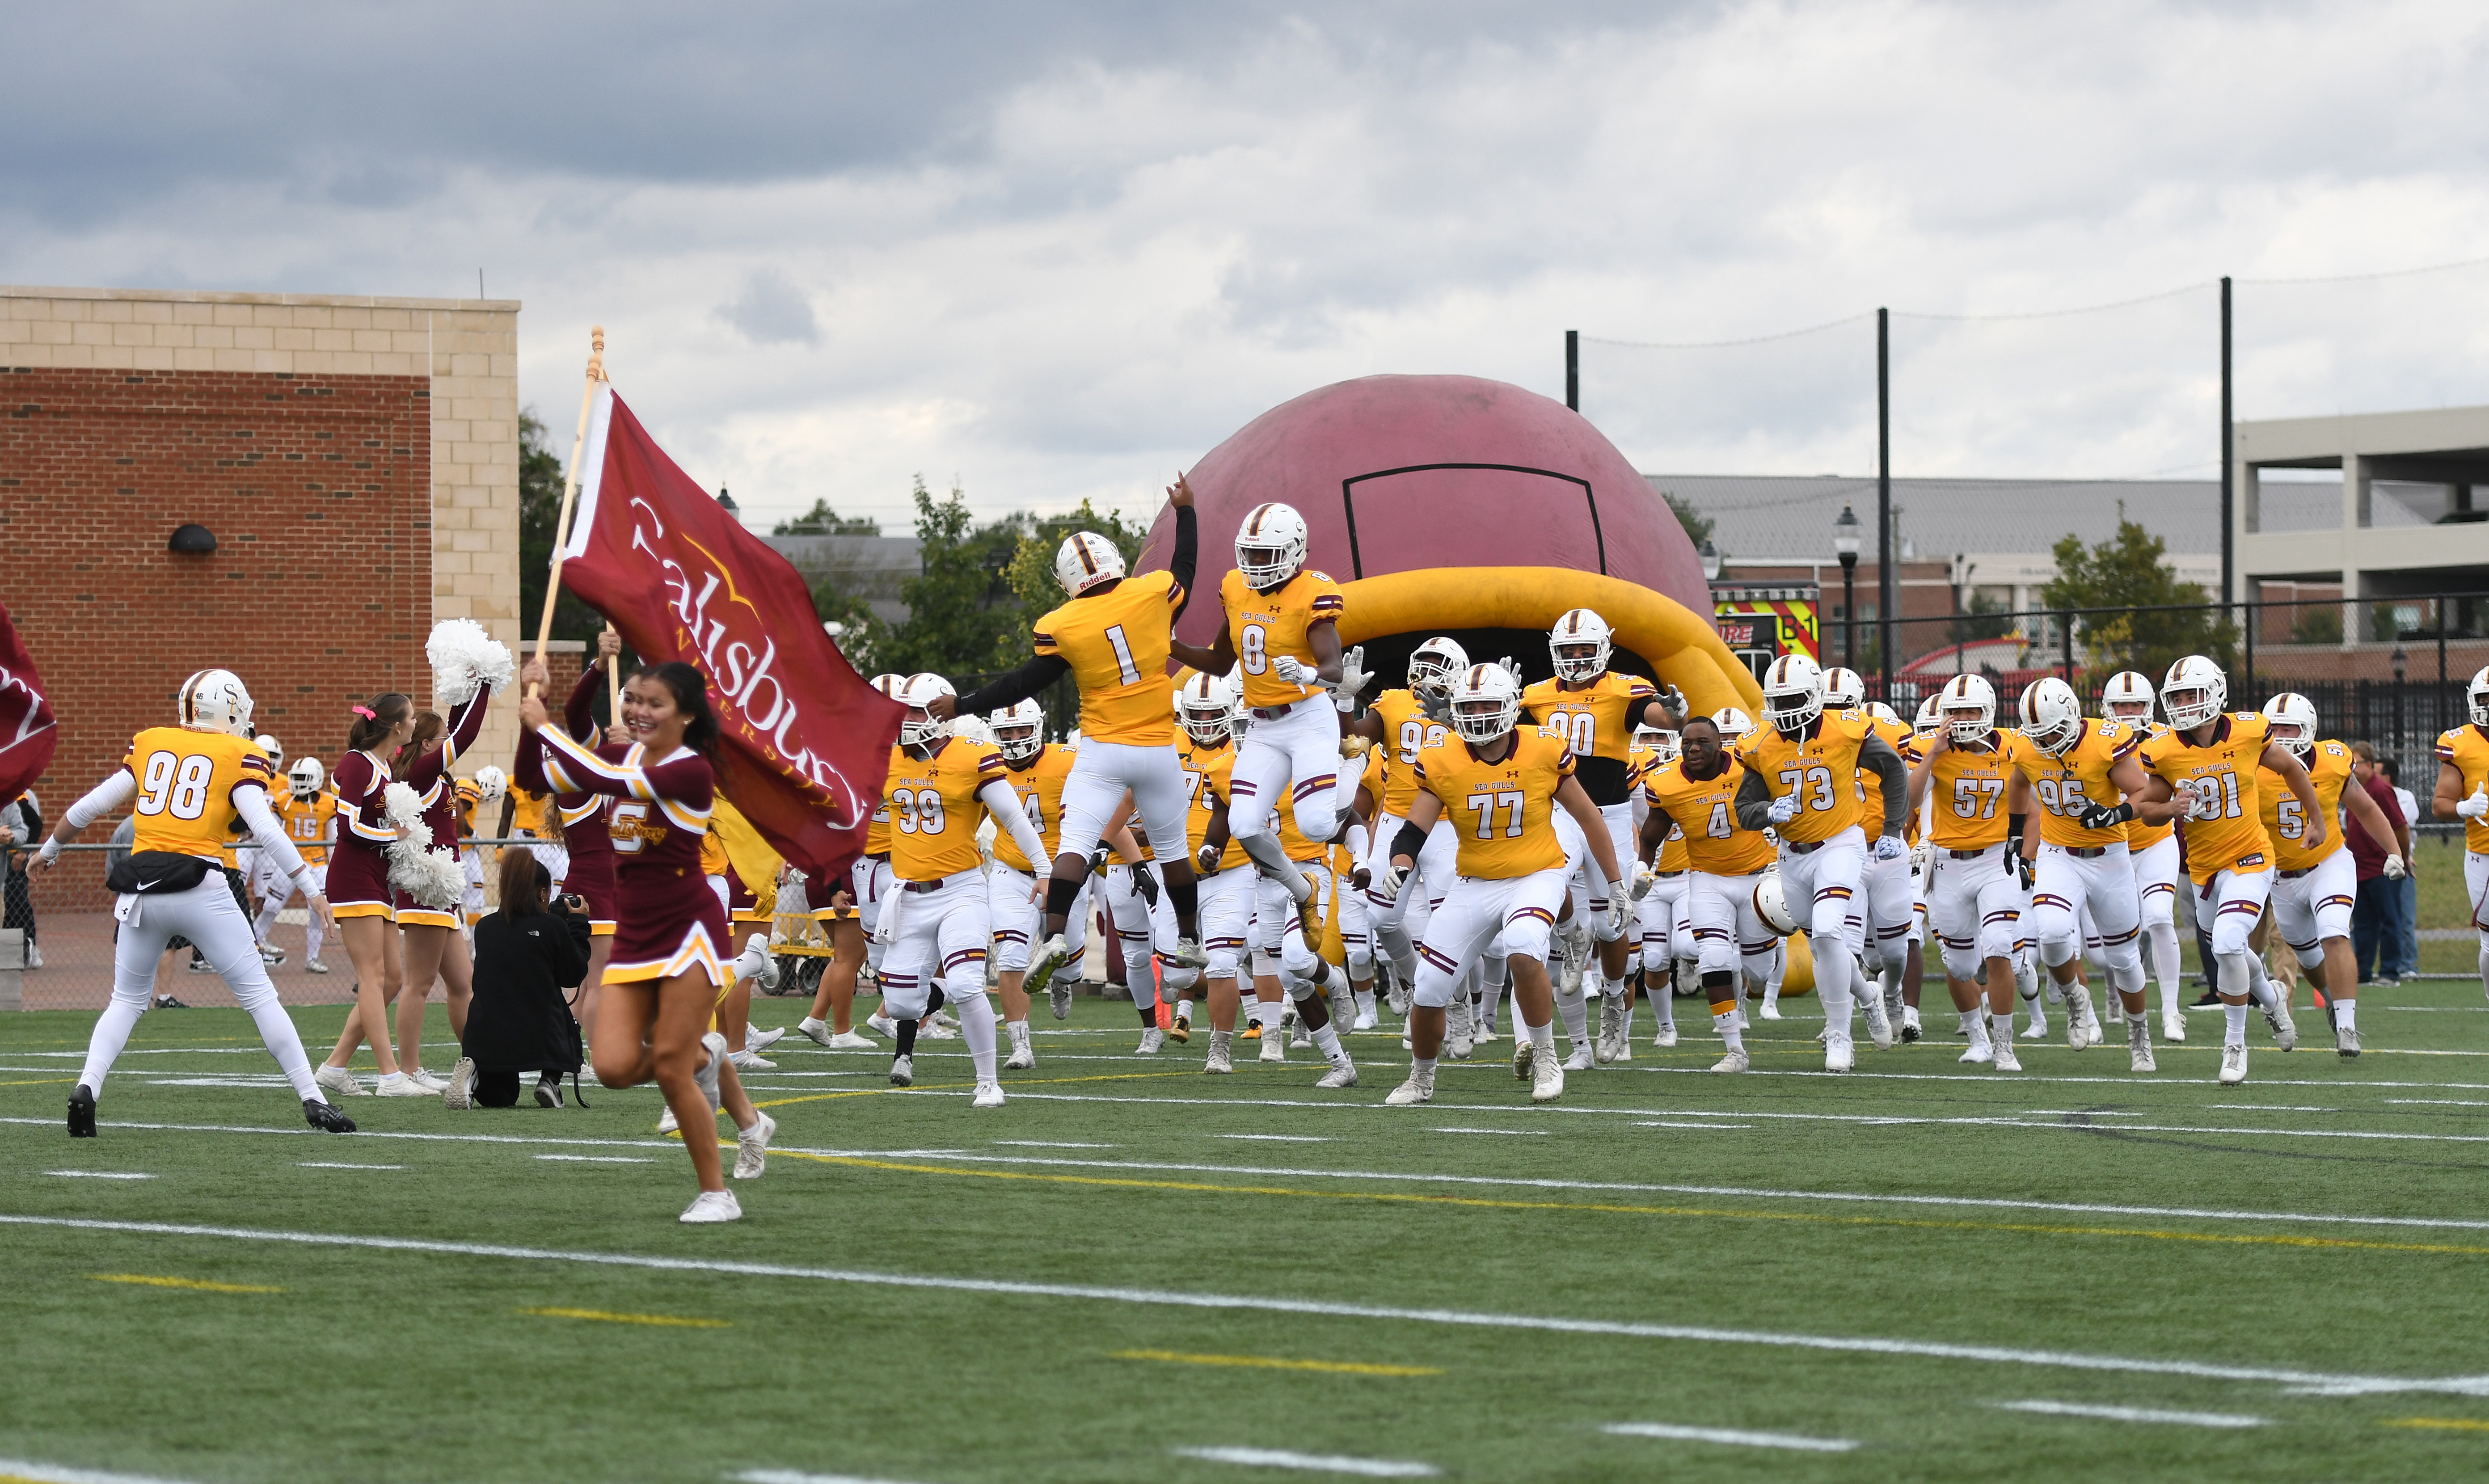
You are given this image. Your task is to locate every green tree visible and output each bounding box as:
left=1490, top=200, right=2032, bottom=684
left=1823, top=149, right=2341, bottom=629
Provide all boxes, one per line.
left=1658, top=490, right=1713, bottom=552
left=772, top=499, right=882, bottom=536
left=869, top=477, right=1029, bottom=679
left=1953, top=590, right=2015, bottom=643
left=517, top=408, right=606, bottom=643
left=2041, top=511, right=2236, bottom=688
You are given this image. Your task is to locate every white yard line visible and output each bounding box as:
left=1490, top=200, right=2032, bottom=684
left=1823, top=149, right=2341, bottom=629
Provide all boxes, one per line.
left=3, top=1212, right=2485, bottom=1397
left=1172, top=1446, right=1438, bottom=1476
left=0, top=1457, right=212, bottom=1484
left=991, top=1140, right=1118, bottom=1149
left=1600, top=1422, right=1856, bottom=1451
left=735, top=1471, right=933, bottom=1484
left=296, top=1162, right=402, bottom=1171
left=1218, top=1134, right=1334, bottom=1143
left=1993, top=1400, right=2266, bottom=1427
left=1426, top=1126, right=1549, bottom=1136
left=42, top=1171, right=154, bottom=1180
left=535, top=1154, right=655, bottom=1164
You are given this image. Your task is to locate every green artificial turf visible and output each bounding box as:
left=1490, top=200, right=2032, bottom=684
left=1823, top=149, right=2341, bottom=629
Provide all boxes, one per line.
left=6, top=978, right=2489, bottom=1484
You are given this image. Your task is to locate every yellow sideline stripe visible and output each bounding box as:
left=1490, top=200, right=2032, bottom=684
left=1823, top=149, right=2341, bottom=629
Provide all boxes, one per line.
left=1114, top=1348, right=1442, bottom=1377
left=770, top=1153, right=2489, bottom=1259
left=0, top=1078, right=77, bottom=1086
left=2387, top=1417, right=2489, bottom=1431
left=519, top=1307, right=730, bottom=1328
left=90, top=1273, right=282, bottom=1294
left=751, top=1068, right=1194, bottom=1109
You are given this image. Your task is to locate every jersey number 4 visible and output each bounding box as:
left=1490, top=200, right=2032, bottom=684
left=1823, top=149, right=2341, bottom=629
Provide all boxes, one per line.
left=135, top=752, right=215, bottom=821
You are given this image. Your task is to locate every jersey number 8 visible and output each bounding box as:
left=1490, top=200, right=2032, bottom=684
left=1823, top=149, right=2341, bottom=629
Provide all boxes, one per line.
left=136, top=751, right=215, bottom=821
left=892, top=787, right=949, bottom=835
left=1240, top=623, right=1268, bottom=675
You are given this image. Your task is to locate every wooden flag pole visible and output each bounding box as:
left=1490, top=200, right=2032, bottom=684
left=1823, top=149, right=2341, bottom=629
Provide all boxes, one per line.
left=605, top=625, right=621, bottom=733
left=529, top=325, right=606, bottom=698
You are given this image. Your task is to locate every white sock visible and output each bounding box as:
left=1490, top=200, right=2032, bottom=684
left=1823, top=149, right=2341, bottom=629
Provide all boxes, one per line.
left=2223, top=1000, right=2250, bottom=1045
left=1310, top=1021, right=1348, bottom=1067
left=1553, top=982, right=1589, bottom=1046
left=243, top=996, right=321, bottom=1101
left=1963, top=1009, right=1991, bottom=1050
left=1008, top=1019, right=1030, bottom=1047
left=954, top=987, right=998, bottom=1081
left=2147, top=916, right=2182, bottom=1016
left=2335, top=998, right=2357, bottom=1033
left=1526, top=1016, right=1555, bottom=1051
left=1354, top=990, right=1375, bottom=1019
left=77, top=994, right=150, bottom=1095
left=1989, top=1007, right=2016, bottom=1044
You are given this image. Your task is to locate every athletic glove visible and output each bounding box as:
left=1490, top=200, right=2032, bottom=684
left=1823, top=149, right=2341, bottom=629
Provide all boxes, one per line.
left=1350, top=864, right=1372, bottom=893
left=1873, top=833, right=1905, bottom=862
left=1767, top=795, right=1798, bottom=826
left=1630, top=863, right=1657, bottom=901
left=1374, top=862, right=1408, bottom=904
left=1273, top=655, right=1314, bottom=687
left=1132, top=863, right=1160, bottom=909
left=2461, top=787, right=2489, bottom=821
left=2076, top=801, right=2134, bottom=832
left=2384, top=853, right=2407, bottom=880
left=2010, top=853, right=2034, bottom=891
left=1332, top=645, right=1373, bottom=712
left=2189, top=786, right=2226, bottom=822
left=1657, top=683, right=1688, bottom=720
left=1196, top=843, right=1222, bottom=876
left=1086, top=844, right=1112, bottom=876
left=1605, top=880, right=1630, bottom=938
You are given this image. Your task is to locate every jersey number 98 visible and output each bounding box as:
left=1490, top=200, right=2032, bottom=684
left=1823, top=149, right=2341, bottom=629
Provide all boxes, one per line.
left=136, top=752, right=215, bottom=821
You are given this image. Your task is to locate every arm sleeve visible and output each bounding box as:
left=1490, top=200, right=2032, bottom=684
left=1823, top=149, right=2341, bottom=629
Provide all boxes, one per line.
left=1167, top=505, right=1198, bottom=623
left=333, top=755, right=397, bottom=843
left=1734, top=768, right=1778, bottom=832
left=232, top=784, right=310, bottom=881
left=531, top=724, right=696, bottom=804
left=980, top=779, right=1050, bottom=869
left=564, top=666, right=603, bottom=742
left=1860, top=735, right=1909, bottom=836
left=63, top=771, right=138, bottom=833
left=409, top=685, right=494, bottom=786
left=953, top=654, right=1073, bottom=717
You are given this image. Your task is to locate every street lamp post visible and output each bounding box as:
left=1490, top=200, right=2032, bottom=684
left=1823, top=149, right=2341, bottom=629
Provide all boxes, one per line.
left=1833, top=505, right=1862, bottom=675
left=2393, top=643, right=2409, bottom=754
left=1700, top=540, right=1722, bottom=582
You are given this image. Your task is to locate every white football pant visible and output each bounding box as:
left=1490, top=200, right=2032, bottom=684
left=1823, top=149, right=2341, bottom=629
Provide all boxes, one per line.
left=1057, top=740, right=1192, bottom=866
left=876, top=869, right=999, bottom=1082
left=82, top=873, right=319, bottom=1105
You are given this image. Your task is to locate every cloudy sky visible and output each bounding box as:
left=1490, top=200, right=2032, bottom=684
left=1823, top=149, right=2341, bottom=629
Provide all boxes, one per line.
left=12, top=1, right=2489, bottom=531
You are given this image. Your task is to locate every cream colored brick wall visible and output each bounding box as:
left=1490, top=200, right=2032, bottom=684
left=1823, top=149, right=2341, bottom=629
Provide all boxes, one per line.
left=2, top=285, right=526, bottom=769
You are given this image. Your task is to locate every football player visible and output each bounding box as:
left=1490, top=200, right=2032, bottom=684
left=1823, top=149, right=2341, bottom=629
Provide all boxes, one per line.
left=1519, top=608, right=1687, bottom=1072
left=1174, top=673, right=1258, bottom=1073
left=2131, top=655, right=2323, bottom=1085
left=985, top=698, right=1079, bottom=1068
left=2014, top=677, right=2166, bottom=1071
left=938, top=478, right=1210, bottom=989
left=1621, top=717, right=1687, bottom=1055
left=1168, top=501, right=1360, bottom=935
left=256, top=756, right=338, bottom=971
left=874, top=675, right=1051, bottom=1104
left=236, top=733, right=289, bottom=963
left=1739, top=655, right=1908, bottom=1071
left=2434, top=666, right=2489, bottom=1010
left=1639, top=711, right=1780, bottom=1072
left=1345, top=638, right=1467, bottom=1019
left=36, top=670, right=354, bottom=1135
left=1822, top=667, right=1917, bottom=1032
left=2100, top=670, right=2187, bottom=1042
left=2260, top=692, right=2403, bottom=1057
left=1907, top=675, right=2039, bottom=1070
left=1379, top=664, right=1626, bottom=1105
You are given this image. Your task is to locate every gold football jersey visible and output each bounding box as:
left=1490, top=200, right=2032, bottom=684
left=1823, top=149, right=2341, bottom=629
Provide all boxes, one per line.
left=1221, top=567, right=1345, bottom=709
left=2012, top=717, right=2139, bottom=850
left=1521, top=671, right=1655, bottom=765
left=1642, top=755, right=1776, bottom=875
left=2259, top=738, right=2352, bottom=873
left=2438, top=725, right=2489, bottom=854
left=278, top=789, right=337, bottom=865
left=1369, top=688, right=1448, bottom=819
left=1735, top=710, right=1873, bottom=843
left=123, top=726, right=276, bottom=861
left=1179, top=738, right=1250, bottom=873
left=992, top=742, right=1076, bottom=873
left=883, top=739, right=1009, bottom=882
left=2137, top=712, right=2277, bottom=884
left=1034, top=569, right=1182, bottom=746
left=1915, top=729, right=2036, bottom=850
left=1411, top=725, right=1576, bottom=879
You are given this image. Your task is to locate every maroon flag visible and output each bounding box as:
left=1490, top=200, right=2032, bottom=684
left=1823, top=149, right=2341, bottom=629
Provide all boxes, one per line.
left=553, top=384, right=899, bottom=880
left=0, top=602, right=58, bottom=804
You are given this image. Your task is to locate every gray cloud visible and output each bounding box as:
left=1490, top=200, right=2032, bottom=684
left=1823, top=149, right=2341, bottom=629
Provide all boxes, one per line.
left=718, top=268, right=819, bottom=346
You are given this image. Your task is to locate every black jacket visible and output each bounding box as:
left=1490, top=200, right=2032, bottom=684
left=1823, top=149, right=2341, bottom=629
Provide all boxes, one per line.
left=462, top=905, right=591, bottom=1075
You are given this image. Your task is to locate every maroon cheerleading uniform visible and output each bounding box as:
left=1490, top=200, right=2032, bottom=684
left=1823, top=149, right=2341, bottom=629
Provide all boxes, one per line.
left=518, top=721, right=728, bottom=987
left=327, top=749, right=400, bottom=919
left=554, top=666, right=618, bottom=937
left=393, top=689, right=492, bottom=929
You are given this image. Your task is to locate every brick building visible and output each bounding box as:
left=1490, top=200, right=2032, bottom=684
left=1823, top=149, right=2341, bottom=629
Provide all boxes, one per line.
left=1, top=285, right=524, bottom=911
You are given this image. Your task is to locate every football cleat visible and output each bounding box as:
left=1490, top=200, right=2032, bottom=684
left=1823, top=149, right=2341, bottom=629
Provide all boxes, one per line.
left=1384, top=1068, right=1435, bottom=1105
left=1824, top=1035, right=1855, bottom=1074
left=971, top=1081, right=1007, bottom=1109
left=1861, top=989, right=1893, bottom=1050
left=2128, top=1018, right=2156, bottom=1074
left=919, top=1020, right=958, bottom=1041
left=1259, top=1025, right=1286, bottom=1062
left=67, top=1084, right=97, bottom=1138
left=1446, top=1000, right=1475, bottom=1060
left=258, top=944, right=287, bottom=967
left=888, top=1054, right=914, bottom=1087
left=1561, top=1042, right=1594, bottom=1073
left=1651, top=1024, right=1678, bottom=1049
left=1135, top=1028, right=1165, bottom=1055
left=1709, top=1048, right=1749, bottom=1074
left=1530, top=1052, right=1566, bottom=1103
left=1049, top=974, right=1076, bottom=1020
left=2219, top=1042, right=2249, bottom=1084
left=442, top=1056, right=477, bottom=1111
left=1990, top=1037, right=2023, bottom=1073
left=1595, top=998, right=1624, bottom=1063
left=1002, top=1040, right=1035, bottom=1070
left=1204, top=1039, right=1234, bottom=1075
left=2337, top=1022, right=2362, bottom=1058
left=734, top=1111, right=777, bottom=1179
left=2062, top=986, right=2101, bottom=1049
left=1958, top=1036, right=1993, bottom=1065
left=1315, top=1062, right=1359, bottom=1090
left=1899, top=1005, right=1922, bottom=1044
left=1024, top=934, right=1075, bottom=1012
left=1165, top=937, right=1209, bottom=970
left=314, top=1062, right=367, bottom=1099
left=2162, top=1012, right=2187, bottom=1043
left=679, top=1190, right=743, bottom=1225
left=1169, top=1014, right=1191, bottom=1045
left=1512, top=1037, right=1534, bottom=1080
left=2264, top=998, right=2298, bottom=1051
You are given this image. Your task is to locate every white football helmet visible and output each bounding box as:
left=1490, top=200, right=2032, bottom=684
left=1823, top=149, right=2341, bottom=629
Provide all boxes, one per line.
left=1913, top=693, right=1943, bottom=736
left=991, top=698, right=1047, bottom=762
left=869, top=673, right=906, bottom=698
left=471, top=764, right=507, bottom=805
left=177, top=669, right=254, bottom=736
left=2261, top=691, right=2320, bottom=760
left=2018, top=677, right=2084, bottom=757
left=1407, top=636, right=1470, bottom=701
left=1634, top=722, right=1680, bottom=767
left=1710, top=706, right=1755, bottom=743
left=1234, top=503, right=1309, bottom=590
left=1548, top=608, right=1613, bottom=683
left=1820, top=666, right=1865, bottom=712
left=1448, top=664, right=1522, bottom=744
left=1865, top=700, right=1902, bottom=727
left=287, top=756, right=325, bottom=799
left=893, top=673, right=955, bottom=748
left=1752, top=869, right=1798, bottom=936
left=2100, top=670, right=2157, bottom=726
left=1939, top=674, right=1997, bottom=745
left=2469, top=666, right=2489, bottom=727
left=254, top=734, right=283, bottom=770
left=2161, top=654, right=2228, bottom=732
left=1177, top=671, right=1234, bottom=746
left=1054, top=531, right=1126, bottom=598
left=1760, top=653, right=1825, bottom=733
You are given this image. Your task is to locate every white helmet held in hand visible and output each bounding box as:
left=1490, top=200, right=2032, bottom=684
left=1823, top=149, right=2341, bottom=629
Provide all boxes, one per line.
left=1177, top=671, right=1233, bottom=746
left=177, top=669, right=254, bottom=736
left=2018, top=677, right=2084, bottom=756
left=1913, top=693, right=1943, bottom=736
left=1939, top=674, right=1996, bottom=745
left=1634, top=722, right=1679, bottom=767
left=1234, top=503, right=1309, bottom=590
left=2100, top=670, right=2157, bottom=726
left=1752, top=869, right=1798, bottom=936
left=2160, top=654, right=2227, bottom=732
left=1448, top=664, right=1522, bottom=745
left=991, top=698, right=1047, bottom=762
left=1054, top=532, right=1126, bottom=598
left=1548, top=608, right=1613, bottom=683
left=1820, top=666, right=1865, bottom=712
left=2261, top=691, right=2320, bottom=760
left=1760, top=653, right=1825, bottom=734
left=1710, top=706, right=1755, bottom=743
left=471, top=764, right=507, bottom=805
left=287, top=756, right=325, bottom=798
left=1407, top=636, right=1469, bottom=701
left=893, top=673, right=955, bottom=748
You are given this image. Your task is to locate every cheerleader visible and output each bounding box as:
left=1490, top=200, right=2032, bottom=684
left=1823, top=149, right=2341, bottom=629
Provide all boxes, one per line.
left=545, top=633, right=623, bottom=1043
left=37, top=670, right=354, bottom=1134
left=516, top=659, right=769, bottom=1223
left=315, top=692, right=421, bottom=1095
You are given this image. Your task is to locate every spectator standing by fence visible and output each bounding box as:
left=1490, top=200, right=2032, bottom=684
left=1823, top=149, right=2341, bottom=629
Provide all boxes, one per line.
left=3, top=790, right=39, bottom=968
left=2346, top=742, right=2412, bottom=986
left=2381, top=756, right=2421, bottom=980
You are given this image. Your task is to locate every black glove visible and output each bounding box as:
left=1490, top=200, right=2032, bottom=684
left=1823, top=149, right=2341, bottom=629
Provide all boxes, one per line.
left=2010, top=852, right=2034, bottom=891
left=1132, top=863, right=1160, bottom=909
left=1087, top=845, right=1111, bottom=875
left=2076, top=801, right=2134, bottom=832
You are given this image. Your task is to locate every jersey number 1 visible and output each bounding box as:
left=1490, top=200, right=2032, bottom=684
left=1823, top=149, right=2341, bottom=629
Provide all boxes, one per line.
left=1104, top=624, right=1140, bottom=686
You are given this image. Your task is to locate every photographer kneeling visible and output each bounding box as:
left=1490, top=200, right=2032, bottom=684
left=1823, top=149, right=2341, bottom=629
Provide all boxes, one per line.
left=446, top=850, right=590, bottom=1109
